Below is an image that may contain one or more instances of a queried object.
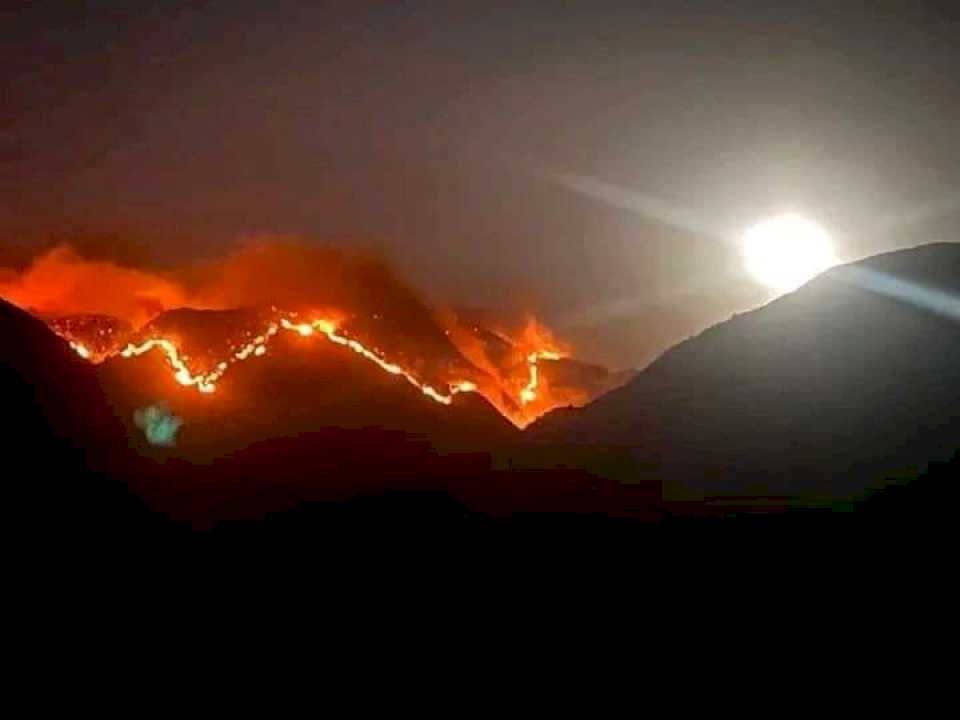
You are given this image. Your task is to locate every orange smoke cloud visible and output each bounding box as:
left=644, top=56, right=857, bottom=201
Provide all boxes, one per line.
left=0, top=239, right=432, bottom=328
left=185, top=238, right=409, bottom=310
left=0, top=245, right=189, bottom=327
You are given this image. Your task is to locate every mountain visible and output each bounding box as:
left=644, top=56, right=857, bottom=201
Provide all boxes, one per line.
left=45, top=313, right=133, bottom=361
left=0, top=298, right=124, bottom=468
left=0, top=299, right=182, bottom=550
left=96, top=341, right=654, bottom=528
left=2, top=297, right=624, bottom=530
left=532, top=243, right=960, bottom=505
left=5, top=236, right=960, bottom=541
left=96, top=307, right=516, bottom=463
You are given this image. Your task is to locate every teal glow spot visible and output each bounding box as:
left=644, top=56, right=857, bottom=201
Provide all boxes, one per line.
left=134, top=404, right=183, bottom=447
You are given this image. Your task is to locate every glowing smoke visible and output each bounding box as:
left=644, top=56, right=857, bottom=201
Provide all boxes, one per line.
left=0, top=246, right=189, bottom=327
left=0, top=239, right=452, bottom=351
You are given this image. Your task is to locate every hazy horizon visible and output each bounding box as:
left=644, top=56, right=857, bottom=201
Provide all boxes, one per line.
left=3, top=1, right=959, bottom=367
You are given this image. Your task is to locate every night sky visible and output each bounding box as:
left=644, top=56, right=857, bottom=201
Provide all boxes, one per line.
left=2, top=1, right=959, bottom=366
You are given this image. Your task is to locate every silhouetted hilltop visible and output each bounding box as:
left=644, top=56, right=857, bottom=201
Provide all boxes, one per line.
left=534, top=243, right=960, bottom=504
left=0, top=298, right=122, bottom=464
left=0, top=299, right=183, bottom=550
left=6, top=242, right=959, bottom=543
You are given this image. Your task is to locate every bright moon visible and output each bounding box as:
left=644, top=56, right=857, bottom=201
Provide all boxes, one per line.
left=743, top=214, right=837, bottom=292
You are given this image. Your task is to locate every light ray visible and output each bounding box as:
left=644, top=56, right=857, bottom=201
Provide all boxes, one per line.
left=838, top=265, right=960, bottom=322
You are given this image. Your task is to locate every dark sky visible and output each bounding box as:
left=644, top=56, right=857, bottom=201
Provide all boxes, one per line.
left=2, top=0, right=959, bottom=366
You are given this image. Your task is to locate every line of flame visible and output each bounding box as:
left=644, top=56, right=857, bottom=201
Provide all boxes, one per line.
left=520, top=350, right=563, bottom=405
left=279, top=318, right=477, bottom=404
left=110, top=315, right=479, bottom=405
left=63, top=314, right=567, bottom=423
left=69, top=341, right=92, bottom=360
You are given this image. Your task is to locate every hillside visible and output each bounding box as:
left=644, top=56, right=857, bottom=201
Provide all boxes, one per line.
left=533, top=243, right=960, bottom=504
left=96, top=309, right=517, bottom=463
left=0, top=299, right=182, bottom=549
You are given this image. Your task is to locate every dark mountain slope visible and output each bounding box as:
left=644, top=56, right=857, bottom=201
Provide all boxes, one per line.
left=0, top=299, right=184, bottom=549
left=1, top=297, right=624, bottom=532
left=96, top=313, right=516, bottom=464
left=534, top=243, right=960, bottom=503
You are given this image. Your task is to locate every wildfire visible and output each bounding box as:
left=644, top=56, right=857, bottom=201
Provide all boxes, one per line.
left=70, top=341, right=92, bottom=360
left=120, top=337, right=222, bottom=394
left=520, top=350, right=564, bottom=405
left=279, top=317, right=476, bottom=405
left=3, top=242, right=601, bottom=428
left=55, top=310, right=563, bottom=426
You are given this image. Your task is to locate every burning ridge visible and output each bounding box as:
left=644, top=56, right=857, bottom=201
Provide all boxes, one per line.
left=1, top=241, right=630, bottom=428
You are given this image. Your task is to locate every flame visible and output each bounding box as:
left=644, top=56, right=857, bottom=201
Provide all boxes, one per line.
left=280, top=317, right=475, bottom=405
left=66, top=313, right=476, bottom=407
left=54, top=309, right=584, bottom=427
left=70, top=341, right=91, bottom=360
left=436, top=312, right=576, bottom=425
left=520, top=350, right=564, bottom=405
left=121, top=337, right=220, bottom=394
left=57, top=310, right=563, bottom=425
left=4, top=242, right=597, bottom=428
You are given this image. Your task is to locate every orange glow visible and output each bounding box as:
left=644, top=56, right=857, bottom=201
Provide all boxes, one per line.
left=49, top=308, right=572, bottom=426
left=437, top=312, right=576, bottom=426
left=0, top=246, right=190, bottom=327
left=520, top=349, right=565, bottom=405
left=2, top=242, right=612, bottom=428
left=280, top=317, right=475, bottom=405
left=61, top=313, right=476, bottom=407
left=121, top=337, right=220, bottom=394
left=46, top=307, right=593, bottom=429
left=70, top=341, right=92, bottom=359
